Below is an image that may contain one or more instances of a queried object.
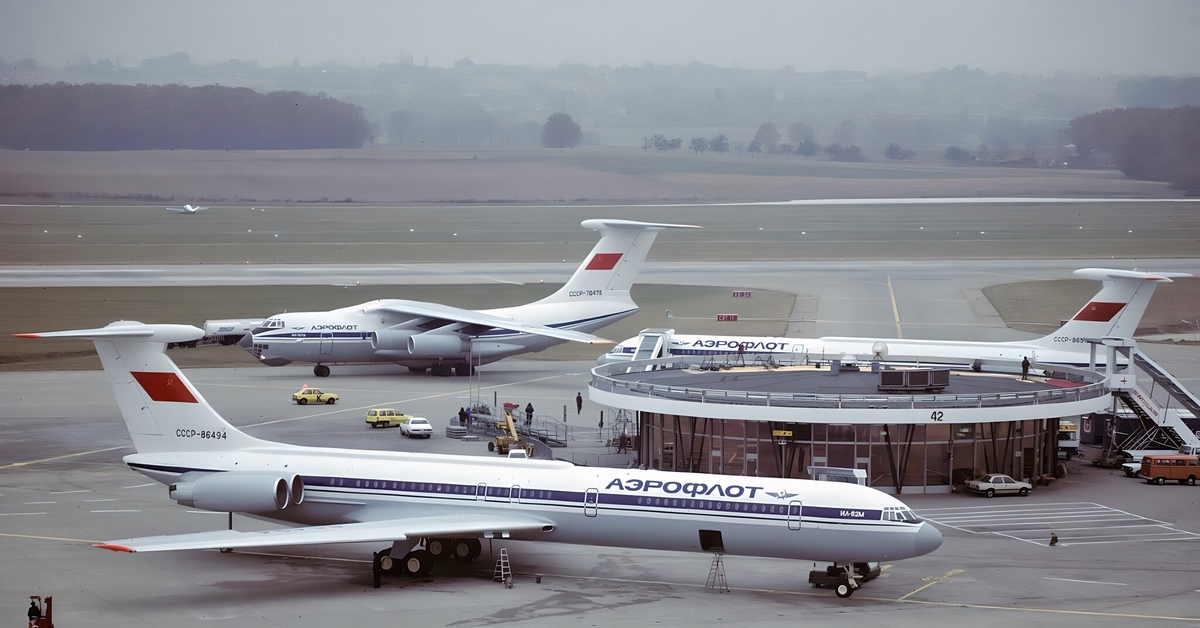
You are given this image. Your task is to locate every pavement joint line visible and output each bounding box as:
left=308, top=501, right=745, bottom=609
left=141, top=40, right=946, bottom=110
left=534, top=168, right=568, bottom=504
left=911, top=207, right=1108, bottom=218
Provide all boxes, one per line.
left=0, top=445, right=129, bottom=469
left=887, top=276, right=903, bottom=339
left=0, top=532, right=97, bottom=543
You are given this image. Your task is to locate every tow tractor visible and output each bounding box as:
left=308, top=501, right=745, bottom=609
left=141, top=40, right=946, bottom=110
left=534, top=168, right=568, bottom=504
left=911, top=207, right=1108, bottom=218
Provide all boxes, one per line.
left=807, top=563, right=881, bottom=598
left=487, top=402, right=535, bottom=457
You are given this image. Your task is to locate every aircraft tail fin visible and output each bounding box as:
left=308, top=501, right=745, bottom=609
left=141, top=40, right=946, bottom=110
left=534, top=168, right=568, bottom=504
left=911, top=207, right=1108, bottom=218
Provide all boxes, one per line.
left=15, top=321, right=263, bottom=454
left=1031, top=268, right=1191, bottom=347
left=536, top=219, right=701, bottom=306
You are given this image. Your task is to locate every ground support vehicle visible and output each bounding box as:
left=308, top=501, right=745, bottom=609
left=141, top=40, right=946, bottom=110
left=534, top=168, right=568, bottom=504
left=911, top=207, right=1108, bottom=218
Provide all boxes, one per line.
left=1137, top=454, right=1200, bottom=485
left=488, top=403, right=534, bottom=456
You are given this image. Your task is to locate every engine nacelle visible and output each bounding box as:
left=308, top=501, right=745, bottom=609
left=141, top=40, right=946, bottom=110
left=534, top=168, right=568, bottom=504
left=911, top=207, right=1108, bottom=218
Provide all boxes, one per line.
left=408, top=333, right=470, bottom=356
left=371, top=329, right=415, bottom=351
left=170, top=472, right=304, bottom=513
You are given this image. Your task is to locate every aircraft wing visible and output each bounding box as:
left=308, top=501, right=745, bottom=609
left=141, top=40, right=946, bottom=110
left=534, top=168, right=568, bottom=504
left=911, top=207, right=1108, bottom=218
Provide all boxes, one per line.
left=95, top=513, right=554, bottom=553
left=370, top=300, right=611, bottom=344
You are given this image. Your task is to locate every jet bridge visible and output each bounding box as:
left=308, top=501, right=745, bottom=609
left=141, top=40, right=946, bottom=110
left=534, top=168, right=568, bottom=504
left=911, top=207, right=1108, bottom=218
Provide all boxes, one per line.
left=632, top=328, right=674, bottom=362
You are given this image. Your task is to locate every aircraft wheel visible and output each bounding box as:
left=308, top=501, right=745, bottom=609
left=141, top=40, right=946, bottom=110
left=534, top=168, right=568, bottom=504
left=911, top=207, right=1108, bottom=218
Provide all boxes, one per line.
left=298, top=398, right=308, bottom=405
left=835, top=583, right=854, bottom=598
left=379, top=549, right=402, bottom=574
left=314, top=365, right=330, bottom=377
left=985, top=488, right=995, bottom=498
left=454, top=362, right=472, bottom=376
left=403, top=549, right=434, bottom=578
left=1018, top=488, right=1029, bottom=496
left=426, top=538, right=452, bottom=560
left=450, top=539, right=476, bottom=560
left=463, top=538, right=482, bottom=561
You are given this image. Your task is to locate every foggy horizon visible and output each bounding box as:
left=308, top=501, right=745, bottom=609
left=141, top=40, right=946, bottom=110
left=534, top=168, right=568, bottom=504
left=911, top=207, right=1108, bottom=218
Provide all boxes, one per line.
left=3, top=0, right=1199, bottom=77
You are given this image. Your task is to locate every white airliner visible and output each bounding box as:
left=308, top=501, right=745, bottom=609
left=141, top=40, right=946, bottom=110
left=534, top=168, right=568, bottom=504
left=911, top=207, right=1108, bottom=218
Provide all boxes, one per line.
left=18, top=321, right=942, bottom=598
left=234, top=219, right=698, bottom=377
left=600, top=268, right=1191, bottom=370
left=166, top=204, right=209, bottom=214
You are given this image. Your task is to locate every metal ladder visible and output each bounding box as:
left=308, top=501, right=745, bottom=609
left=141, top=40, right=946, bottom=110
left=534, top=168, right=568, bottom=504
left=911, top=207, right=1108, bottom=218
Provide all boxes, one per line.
left=705, top=553, right=729, bottom=593
left=493, top=548, right=513, bottom=587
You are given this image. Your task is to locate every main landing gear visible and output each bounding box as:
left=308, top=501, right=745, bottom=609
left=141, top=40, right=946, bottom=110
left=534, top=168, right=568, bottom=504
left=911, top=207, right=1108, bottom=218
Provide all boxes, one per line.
left=429, top=362, right=474, bottom=377
left=313, top=364, right=330, bottom=377
left=807, top=562, right=880, bottom=598
left=373, top=538, right=483, bottom=586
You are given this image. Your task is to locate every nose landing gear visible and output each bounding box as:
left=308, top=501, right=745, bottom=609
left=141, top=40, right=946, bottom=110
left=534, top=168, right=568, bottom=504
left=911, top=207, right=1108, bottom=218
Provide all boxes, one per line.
left=808, top=562, right=880, bottom=598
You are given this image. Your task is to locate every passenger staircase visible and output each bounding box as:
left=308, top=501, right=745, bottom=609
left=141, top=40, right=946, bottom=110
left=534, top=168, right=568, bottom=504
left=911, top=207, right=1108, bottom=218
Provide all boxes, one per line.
left=1106, top=349, right=1200, bottom=453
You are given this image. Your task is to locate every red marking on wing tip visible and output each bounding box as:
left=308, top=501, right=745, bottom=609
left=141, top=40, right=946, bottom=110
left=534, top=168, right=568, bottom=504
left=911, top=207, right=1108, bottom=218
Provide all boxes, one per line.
left=585, top=252, right=623, bottom=271
left=94, top=543, right=134, bottom=552
left=1072, top=301, right=1125, bottom=322
left=131, top=371, right=198, bottom=403
left=13, top=333, right=42, bottom=338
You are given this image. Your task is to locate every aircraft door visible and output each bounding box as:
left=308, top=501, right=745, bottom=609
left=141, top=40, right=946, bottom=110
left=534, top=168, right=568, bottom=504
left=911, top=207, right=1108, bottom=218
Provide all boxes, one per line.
left=787, top=500, right=803, bottom=530
left=584, top=488, right=599, bottom=517
left=511, top=485, right=521, bottom=504
left=476, top=483, right=486, bottom=501
left=319, top=332, right=333, bottom=355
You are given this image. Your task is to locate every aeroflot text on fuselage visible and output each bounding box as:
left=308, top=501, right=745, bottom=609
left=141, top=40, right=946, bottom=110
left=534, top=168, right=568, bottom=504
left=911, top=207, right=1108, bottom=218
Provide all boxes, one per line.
left=606, top=477, right=764, bottom=498
left=309, top=324, right=359, bottom=331
left=688, top=339, right=793, bottom=351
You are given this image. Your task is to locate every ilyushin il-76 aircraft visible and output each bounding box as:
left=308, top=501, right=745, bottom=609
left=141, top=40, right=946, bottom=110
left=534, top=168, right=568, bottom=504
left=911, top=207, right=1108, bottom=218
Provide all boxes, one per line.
left=18, top=322, right=942, bottom=598
left=227, top=219, right=697, bottom=377
left=165, top=204, right=209, bottom=214
left=599, top=268, right=1190, bottom=370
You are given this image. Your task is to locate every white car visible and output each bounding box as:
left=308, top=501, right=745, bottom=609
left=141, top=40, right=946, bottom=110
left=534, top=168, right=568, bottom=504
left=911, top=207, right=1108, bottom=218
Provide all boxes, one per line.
left=399, top=417, right=433, bottom=439
left=964, top=473, right=1032, bottom=498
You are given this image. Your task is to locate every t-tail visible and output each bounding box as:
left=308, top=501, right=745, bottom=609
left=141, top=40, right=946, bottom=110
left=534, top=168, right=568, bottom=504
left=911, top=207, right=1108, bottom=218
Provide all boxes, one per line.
left=1029, top=268, right=1191, bottom=349
left=15, top=321, right=263, bottom=455
left=533, top=219, right=700, bottom=308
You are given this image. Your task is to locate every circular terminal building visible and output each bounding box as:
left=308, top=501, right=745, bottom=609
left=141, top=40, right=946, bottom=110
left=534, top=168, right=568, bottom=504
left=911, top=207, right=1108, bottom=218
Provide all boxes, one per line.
left=590, top=350, right=1110, bottom=493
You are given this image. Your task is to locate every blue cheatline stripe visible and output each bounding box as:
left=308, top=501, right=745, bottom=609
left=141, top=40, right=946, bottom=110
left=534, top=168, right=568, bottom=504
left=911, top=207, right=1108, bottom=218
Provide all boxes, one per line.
left=126, top=463, right=905, bottom=528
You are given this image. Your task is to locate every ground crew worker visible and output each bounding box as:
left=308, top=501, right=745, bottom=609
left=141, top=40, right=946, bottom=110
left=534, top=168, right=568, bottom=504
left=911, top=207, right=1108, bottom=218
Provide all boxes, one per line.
left=525, top=402, right=534, bottom=425
left=576, top=392, right=583, bottom=414
left=1021, top=356, right=1031, bottom=380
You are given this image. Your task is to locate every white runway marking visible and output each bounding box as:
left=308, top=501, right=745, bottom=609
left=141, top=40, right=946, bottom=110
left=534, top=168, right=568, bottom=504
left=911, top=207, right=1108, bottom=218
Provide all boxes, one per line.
left=123, top=483, right=156, bottom=489
left=23, top=501, right=56, bottom=505
left=920, top=501, right=1200, bottom=546
left=0, top=512, right=46, bottom=516
left=1043, top=577, right=1127, bottom=586
left=50, top=489, right=91, bottom=494
left=90, top=509, right=141, bottom=513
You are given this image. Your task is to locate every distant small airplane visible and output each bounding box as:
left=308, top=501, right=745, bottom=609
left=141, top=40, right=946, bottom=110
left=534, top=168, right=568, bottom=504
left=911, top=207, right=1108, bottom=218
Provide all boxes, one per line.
left=166, top=205, right=209, bottom=214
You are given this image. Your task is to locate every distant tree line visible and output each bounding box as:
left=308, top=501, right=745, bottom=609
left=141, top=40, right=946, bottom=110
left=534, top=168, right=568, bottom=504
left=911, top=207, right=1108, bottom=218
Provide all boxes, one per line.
left=1065, top=106, right=1200, bottom=192
left=0, top=83, right=372, bottom=150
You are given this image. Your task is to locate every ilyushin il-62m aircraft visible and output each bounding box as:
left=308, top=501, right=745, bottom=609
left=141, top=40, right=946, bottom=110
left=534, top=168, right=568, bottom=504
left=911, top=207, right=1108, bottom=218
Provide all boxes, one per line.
left=600, top=268, right=1190, bottom=370
left=220, top=219, right=697, bottom=377
left=18, top=322, right=942, bottom=598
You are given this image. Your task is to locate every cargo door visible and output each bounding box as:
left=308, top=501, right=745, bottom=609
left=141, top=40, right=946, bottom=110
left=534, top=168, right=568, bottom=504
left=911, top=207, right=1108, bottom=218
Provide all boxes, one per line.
left=319, top=331, right=334, bottom=355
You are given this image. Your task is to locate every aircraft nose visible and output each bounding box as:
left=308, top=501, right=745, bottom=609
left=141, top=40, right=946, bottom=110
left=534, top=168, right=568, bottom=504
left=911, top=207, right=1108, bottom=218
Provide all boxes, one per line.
left=237, top=333, right=253, bottom=348
left=915, top=522, right=943, bottom=556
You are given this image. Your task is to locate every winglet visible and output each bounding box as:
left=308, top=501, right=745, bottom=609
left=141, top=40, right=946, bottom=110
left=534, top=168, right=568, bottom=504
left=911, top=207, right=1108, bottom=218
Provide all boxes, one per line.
left=94, top=543, right=135, bottom=553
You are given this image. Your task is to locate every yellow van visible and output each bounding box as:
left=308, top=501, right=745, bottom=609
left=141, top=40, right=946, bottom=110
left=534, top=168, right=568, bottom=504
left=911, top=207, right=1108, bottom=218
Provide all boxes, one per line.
left=365, top=408, right=413, bottom=428
left=1138, top=454, right=1200, bottom=485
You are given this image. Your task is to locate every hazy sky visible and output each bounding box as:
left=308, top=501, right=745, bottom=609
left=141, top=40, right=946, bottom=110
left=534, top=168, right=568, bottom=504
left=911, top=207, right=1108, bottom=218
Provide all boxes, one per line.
left=3, top=0, right=1198, bottom=76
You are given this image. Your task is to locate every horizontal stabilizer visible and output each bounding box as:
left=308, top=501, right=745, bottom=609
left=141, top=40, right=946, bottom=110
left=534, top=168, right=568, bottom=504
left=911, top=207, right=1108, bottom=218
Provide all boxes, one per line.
left=96, top=513, right=554, bottom=552
left=15, top=321, right=204, bottom=345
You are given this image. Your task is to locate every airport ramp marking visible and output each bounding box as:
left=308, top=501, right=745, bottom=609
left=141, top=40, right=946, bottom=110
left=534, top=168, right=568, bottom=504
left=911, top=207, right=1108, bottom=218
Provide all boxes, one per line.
left=919, top=501, right=1200, bottom=546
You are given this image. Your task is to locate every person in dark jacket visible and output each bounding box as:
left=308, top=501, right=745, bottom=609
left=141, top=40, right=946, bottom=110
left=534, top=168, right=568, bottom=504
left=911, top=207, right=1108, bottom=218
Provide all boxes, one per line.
left=1021, top=356, right=1031, bottom=380
left=525, top=402, right=534, bottom=425
left=576, top=392, right=583, bottom=415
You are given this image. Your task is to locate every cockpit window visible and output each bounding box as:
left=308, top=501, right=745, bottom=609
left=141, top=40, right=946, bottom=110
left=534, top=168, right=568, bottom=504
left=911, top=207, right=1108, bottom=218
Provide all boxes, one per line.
left=883, top=506, right=921, bottom=523
left=264, top=318, right=285, bottom=329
